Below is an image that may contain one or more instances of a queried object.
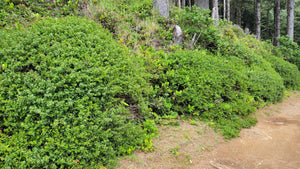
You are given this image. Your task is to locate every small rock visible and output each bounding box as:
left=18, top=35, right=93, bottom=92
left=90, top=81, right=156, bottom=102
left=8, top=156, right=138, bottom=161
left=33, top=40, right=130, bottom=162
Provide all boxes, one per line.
left=172, top=25, right=184, bottom=45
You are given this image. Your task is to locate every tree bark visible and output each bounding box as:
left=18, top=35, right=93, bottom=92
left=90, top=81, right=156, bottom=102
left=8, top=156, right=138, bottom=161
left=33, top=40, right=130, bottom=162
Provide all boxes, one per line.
left=287, top=0, right=295, bottom=41
left=273, top=0, right=280, bottom=46
left=237, top=0, right=242, bottom=26
left=255, top=0, right=261, bottom=40
left=224, top=0, right=226, bottom=20
left=227, top=0, right=230, bottom=21
left=212, top=0, right=219, bottom=25
left=182, top=0, right=186, bottom=9
left=153, top=0, right=169, bottom=18
left=195, top=0, right=210, bottom=9
left=266, top=8, right=271, bottom=38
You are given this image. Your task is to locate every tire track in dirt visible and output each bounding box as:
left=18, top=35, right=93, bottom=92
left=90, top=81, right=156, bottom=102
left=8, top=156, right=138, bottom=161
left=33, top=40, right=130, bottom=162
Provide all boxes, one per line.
left=119, top=92, right=300, bottom=169
left=202, top=91, right=300, bottom=169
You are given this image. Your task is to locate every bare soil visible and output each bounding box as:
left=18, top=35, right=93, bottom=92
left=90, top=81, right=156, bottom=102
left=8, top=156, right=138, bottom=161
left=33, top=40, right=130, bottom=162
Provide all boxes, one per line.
left=118, top=91, right=300, bottom=169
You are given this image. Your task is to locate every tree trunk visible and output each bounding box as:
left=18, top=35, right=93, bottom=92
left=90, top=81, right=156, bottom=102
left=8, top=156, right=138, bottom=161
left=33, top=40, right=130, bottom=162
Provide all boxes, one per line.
left=274, top=0, right=280, bottom=46
left=182, top=0, right=186, bottom=9
left=255, top=0, right=261, bottom=40
left=195, top=0, right=210, bottom=9
left=212, top=0, right=219, bottom=25
left=267, top=8, right=271, bottom=38
left=237, top=0, right=242, bottom=26
left=178, top=0, right=181, bottom=8
left=224, top=0, right=226, bottom=20
left=227, top=0, right=230, bottom=21
left=287, top=0, right=295, bottom=41
left=153, top=0, right=169, bottom=18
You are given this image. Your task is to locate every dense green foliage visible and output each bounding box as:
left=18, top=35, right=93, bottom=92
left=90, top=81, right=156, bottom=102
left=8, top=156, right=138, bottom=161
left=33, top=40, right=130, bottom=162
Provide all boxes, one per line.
left=175, top=7, right=220, bottom=50
left=0, top=17, right=155, bottom=168
left=276, top=36, right=300, bottom=70
left=0, top=0, right=299, bottom=168
left=0, top=0, right=88, bottom=29
left=148, top=50, right=260, bottom=138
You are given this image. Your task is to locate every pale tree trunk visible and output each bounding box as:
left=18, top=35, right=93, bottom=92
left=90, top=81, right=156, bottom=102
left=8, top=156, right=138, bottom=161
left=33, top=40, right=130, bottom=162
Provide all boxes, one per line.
left=255, top=0, right=261, bottom=40
left=227, top=0, right=230, bottom=21
left=224, top=0, right=226, bottom=20
left=178, top=0, right=181, bottom=8
left=274, top=0, right=280, bottom=46
left=182, top=0, right=186, bottom=8
left=212, top=0, right=219, bottom=25
left=195, top=0, right=210, bottom=9
left=153, top=0, right=169, bottom=18
left=287, top=0, right=295, bottom=41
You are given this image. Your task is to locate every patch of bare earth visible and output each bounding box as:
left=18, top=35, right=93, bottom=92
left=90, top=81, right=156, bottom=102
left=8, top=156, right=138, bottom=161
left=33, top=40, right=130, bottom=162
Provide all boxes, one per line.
left=118, top=91, right=300, bottom=169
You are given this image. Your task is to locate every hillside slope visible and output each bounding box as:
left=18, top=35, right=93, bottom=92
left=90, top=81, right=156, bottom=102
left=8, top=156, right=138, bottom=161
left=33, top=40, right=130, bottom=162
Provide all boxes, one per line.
left=0, top=0, right=299, bottom=168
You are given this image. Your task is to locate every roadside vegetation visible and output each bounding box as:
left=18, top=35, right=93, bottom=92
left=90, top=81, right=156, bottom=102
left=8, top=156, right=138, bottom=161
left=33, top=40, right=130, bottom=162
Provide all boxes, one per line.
left=0, top=0, right=299, bottom=168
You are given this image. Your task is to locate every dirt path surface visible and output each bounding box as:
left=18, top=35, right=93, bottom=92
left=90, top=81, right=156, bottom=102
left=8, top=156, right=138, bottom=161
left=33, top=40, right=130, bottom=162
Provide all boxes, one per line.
left=119, top=92, right=300, bottom=169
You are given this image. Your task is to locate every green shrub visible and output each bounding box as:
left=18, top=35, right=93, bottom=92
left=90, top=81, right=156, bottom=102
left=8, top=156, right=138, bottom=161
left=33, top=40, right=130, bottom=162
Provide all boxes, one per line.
left=277, top=36, right=300, bottom=70
left=0, top=0, right=88, bottom=29
left=147, top=50, right=262, bottom=138
left=146, top=49, right=287, bottom=138
left=175, top=6, right=221, bottom=50
left=265, top=55, right=300, bottom=90
left=129, top=0, right=153, bottom=19
left=0, top=17, right=153, bottom=168
left=247, top=70, right=284, bottom=102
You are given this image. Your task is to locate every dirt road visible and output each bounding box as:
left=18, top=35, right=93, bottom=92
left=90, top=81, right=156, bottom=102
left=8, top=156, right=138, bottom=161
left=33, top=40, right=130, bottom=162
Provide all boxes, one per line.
left=119, top=92, right=300, bottom=169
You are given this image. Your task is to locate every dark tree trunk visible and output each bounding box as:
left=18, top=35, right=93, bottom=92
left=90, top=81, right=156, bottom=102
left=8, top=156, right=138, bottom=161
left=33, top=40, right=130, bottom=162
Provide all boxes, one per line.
left=267, top=8, right=271, bottom=38
left=273, top=0, right=280, bottom=46
left=237, top=0, right=242, bottom=26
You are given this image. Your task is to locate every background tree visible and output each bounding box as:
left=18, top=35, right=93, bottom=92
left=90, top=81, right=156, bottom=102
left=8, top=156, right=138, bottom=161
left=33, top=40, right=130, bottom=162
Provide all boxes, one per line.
left=224, top=0, right=226, bottom=19
left=295, top=0, right=300, bottom=44
left=256, top=0, right=261, bottom=40
left=195, top=0, right=210, bottom=9
left=274, top=0, right=281, bottom=46
left=287, top=0, right=295, bottom=41
left=153, top=0, right=169, bottom=18
left=212, top=0, right=219, bottom=24
left=227, top=0, right=230, bottom=21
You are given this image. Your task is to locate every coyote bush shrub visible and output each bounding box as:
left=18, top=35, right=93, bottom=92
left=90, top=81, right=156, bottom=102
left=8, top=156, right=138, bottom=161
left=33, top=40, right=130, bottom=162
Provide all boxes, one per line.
left=217, top=26, right=299, bottom=91
left=0, top=0, right=89, bottom=29
left=277, top=36, right=300, bottom=69
left=176, top=6, right=220, bottom=50
left=0, top=17, right=152, bottom=168
left=148, top=50, right=262, bottom=137
left=265, top=55, right=300, bottom=90
left=147, top=49, right=287, bottom=137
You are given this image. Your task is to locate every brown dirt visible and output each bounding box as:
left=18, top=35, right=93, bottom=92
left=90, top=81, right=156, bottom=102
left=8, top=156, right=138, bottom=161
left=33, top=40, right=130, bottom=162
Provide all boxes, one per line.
left=118, top=91, right=300, bottom=169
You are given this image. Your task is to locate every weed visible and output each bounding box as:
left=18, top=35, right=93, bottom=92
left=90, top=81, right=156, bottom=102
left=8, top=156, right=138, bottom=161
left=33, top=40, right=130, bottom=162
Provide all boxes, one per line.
left=170, top=146, right=180, bottom=156
left=189, top=120, right=199, bottom=126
